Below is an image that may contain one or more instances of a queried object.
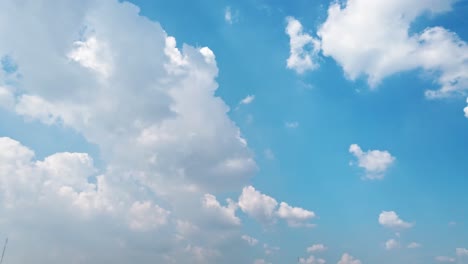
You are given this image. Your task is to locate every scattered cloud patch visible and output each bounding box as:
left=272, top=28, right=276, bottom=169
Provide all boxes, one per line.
left=298, top=255, right=326, bottom=264
left=285, top=121, right=299, bottom=129
left=435, top=256, right=456, bottom=263
left=263, top=243, right=280, bottom=255
left=307, top=244, right=327, bottom=253
left=456, top=248, right=468, bottom=257
left=337, top=253, right=362, bottom=264
left=185, top=244, right=221, bottom=263
left=253, top=259, right=271, bottom=264
left=285, top=17, right=320, bottom=74
left=202, top=194, right=241, bottom=227
left=224, top=6, right=238, bottom=24
left=238, top=186, right=278, bottom=224
left=240, top=95, right=255, bottom=105
left=349, top=144, right=395, bottom=180
left=407, top=242, right=422, bottom=249
left=241, top=235, right=259, bottom=246
left=379, top=211, right=413, bottom=229
left=238, top=186, right=315, bottom=227
left=276, top=202, right=316, bottom=227
left=385, top=239, right=400, bottom=250
left=128, top=201, right=170, bottom=231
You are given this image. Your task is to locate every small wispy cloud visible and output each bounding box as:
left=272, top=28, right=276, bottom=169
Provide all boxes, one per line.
left=224, top=6, right=238, bottom=24
left=264, top=148, right=275, bottom=160
left=435, top=256, right=455, bottom=263
left=407, top=242, right=421, bottom=249
left=307, top=243, right=327, bottom=253
left=240, top=94, right=255, bottom=105
left=285, top=121, right=299, bottom=129
left=235, top=95, right=255, bottom=112
left=241, top=235, right=258, bottom=246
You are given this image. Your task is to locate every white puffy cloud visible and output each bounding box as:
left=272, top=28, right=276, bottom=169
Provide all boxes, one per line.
left=316, top=0, right=468, bottom=98
left=299, top=255, right=326, bottom=264
left=0, top=137, right=102, bottom=211
left=1, top=0, right=257, bottom=194
left=202, top=194, right=241, bottom=227
left=349, top=144, right=395, bottom=180
left=0, top=136, right=177, bottom=264
left=128, top=201, right=170, bottom=231
left=435, top=256, right=456, bottom=263
left=464, top=98, right=468, bottom=118
left=276, top=202, right=316, bottom=227
left=238, top=186, right=316, bottom=227
left=307, top=244, right=327, bottom=253
left=407, top=242, right=422, bottom=249
left=238, top=186, right=278, bottom=223
left=0, top=0, right=263, bottom=262
left=285, top=17, right=320, bottom=74
left=385, top=239, right=400, bottom=250
left=456, top=248, right=468, bottom=257
left=379, top=211, right=413, bottom=229
left=337, top=253, right=361, bottom=264
left=241, top=235, right=259, bottom=246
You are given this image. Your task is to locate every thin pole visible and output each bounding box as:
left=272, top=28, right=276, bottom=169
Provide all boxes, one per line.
left=0, top=238, right=7, bottom=264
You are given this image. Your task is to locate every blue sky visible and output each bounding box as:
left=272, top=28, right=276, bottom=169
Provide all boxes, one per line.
left=0, top=0, right=468, bottom=263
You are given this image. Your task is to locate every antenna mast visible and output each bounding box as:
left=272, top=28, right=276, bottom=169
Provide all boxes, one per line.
left=0, top=238, right=8, bottom=264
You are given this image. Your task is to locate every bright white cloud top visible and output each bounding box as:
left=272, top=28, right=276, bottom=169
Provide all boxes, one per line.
left=316, top=0, right=468, bottom=98
left=349, top=144, right=395, bottom=180
left=379, top=211, right=414, bottom=229
left=337, top=253, right=362, bottom=264
left=238, top=186, right=279, bottom=223
left=285, top=17, right=321, bottom=74
left=276, top=202, right=316, bottom=227
left=238, top=186, right=315, bottom=227
left=240, top=94, right=256, bottom=105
